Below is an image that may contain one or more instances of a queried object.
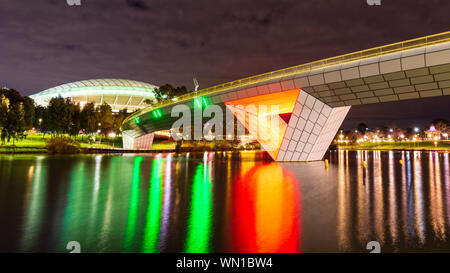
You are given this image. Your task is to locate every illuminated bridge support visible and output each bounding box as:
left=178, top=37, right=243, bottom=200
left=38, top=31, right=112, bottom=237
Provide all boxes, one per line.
left=123, top=131, right=154, bottom=150
left=275, top=92, right=350, bottom=161
left=225, top=89, right=350, bottom=161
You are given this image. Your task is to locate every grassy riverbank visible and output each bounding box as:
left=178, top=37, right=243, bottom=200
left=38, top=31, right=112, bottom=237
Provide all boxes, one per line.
left=337, top=140, right=450, bottom=151
left=0, top=133, right=122, bottom=153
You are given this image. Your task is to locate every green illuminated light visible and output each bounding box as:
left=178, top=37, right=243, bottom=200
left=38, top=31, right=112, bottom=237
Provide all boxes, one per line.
left=151, top=109, right=162, bottom=119
left=202, top=97, right=209, bottom=107
left=194, top=97, right=209, bottom=109
left=134, top=117, right=140, bottom=124
left=194, top=98, right=202, bottom=108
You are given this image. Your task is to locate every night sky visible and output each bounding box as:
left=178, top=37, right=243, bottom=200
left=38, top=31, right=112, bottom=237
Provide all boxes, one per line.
left=1, top=0, right=449, bottom=128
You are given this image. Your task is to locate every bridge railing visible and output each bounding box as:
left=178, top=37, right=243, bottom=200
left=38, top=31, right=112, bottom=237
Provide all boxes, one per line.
left=123, top=31, right=450, bottom=126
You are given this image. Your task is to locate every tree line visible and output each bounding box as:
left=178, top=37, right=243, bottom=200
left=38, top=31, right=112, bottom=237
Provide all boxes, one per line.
left=0, top=88, right=131, bottom=145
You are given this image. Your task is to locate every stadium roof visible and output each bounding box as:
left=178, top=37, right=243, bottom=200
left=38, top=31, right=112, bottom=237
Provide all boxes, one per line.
left=30, top=78, right=158, bottom=111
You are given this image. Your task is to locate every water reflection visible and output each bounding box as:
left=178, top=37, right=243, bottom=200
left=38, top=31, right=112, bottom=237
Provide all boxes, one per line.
left=184, top=153, right=213, bottom=253
left=335, top=150, right=450, bottom=252
left=230, top=162, right=300, bottom=253
left=0, top=150, right=449, bottom=253
left=123, top=156, right=143, bottom=252
left=20, top=156, right=46, bottom=252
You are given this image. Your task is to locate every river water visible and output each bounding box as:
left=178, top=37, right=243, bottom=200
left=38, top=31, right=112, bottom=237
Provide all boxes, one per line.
left=0, top=150, right=449, bottom=253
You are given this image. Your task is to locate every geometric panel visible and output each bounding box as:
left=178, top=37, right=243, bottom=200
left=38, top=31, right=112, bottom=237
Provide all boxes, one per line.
left=276, top=90, right=350, bottom=161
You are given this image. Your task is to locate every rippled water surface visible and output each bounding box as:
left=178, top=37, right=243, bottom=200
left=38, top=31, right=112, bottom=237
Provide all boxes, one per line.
left=0, top=150, right=449, bottom=252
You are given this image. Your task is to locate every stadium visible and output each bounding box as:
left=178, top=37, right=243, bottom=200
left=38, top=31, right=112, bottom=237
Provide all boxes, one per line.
left=30, top=78, right=158, bottom=112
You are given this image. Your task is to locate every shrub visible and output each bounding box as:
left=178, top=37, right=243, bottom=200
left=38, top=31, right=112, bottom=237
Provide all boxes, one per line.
left=46, top=135, right=82, bottom=154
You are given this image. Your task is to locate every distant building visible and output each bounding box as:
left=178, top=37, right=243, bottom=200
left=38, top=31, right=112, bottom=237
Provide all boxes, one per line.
left=30, top=79, right=158, bottom=112
left=425, top=125, right=441, bottom=140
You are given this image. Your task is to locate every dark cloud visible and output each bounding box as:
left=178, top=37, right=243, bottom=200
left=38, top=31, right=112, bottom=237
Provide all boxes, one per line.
left=0, top=0, right=449, bottom=126
left=125, top=0, right=150, bottom=11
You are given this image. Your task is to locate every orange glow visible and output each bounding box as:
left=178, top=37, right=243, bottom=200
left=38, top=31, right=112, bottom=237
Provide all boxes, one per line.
left=225, top=89, right=300, bottom=160
left=230, top=163, right=301, bottom=253
left=226, top=89, right=300, bottom=114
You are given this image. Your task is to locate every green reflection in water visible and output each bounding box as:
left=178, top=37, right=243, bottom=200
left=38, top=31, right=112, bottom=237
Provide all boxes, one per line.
left=21, top=156, right=47, bottom=251
left=184, top=163, right=212, bottom=253
left=123, top=156, right=144, bottom=252
left=93, top=156, right=116, bottom=251
left=60, top=160, right=88, bottom=250
left=142, top=157, right=165, bottom=253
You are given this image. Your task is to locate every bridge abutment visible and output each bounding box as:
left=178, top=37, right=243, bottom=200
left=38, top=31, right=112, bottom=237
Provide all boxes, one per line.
left=122, top=131, right=155, bottom=150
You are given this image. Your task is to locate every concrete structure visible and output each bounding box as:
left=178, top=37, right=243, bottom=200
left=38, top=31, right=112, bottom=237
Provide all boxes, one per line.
left=30, top=79, right=158, bottom=112
left=122, top=31, right=450, bottom=161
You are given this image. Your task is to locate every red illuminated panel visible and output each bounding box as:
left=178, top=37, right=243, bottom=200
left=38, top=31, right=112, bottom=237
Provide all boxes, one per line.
left=230, top=163, right=301, bottom=253
left=225, top=89, right=300, bottom=160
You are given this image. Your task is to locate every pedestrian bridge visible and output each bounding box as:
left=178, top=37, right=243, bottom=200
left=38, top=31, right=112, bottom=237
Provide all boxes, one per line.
left=122, top=31, right=450, bottom=161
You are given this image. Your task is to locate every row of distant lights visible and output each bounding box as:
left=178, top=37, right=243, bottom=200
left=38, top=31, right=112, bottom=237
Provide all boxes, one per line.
left=352, top=127, right=421, bottom=134
left=134, top=96, right=210, bottom=125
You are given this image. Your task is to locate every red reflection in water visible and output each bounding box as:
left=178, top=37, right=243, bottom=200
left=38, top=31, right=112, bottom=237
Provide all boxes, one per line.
left=230, top=163, right=301, bottom=253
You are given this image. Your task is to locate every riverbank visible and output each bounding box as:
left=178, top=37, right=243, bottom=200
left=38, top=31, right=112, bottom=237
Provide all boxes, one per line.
left=0, top=133, right=121, bottom=154
left=0, top=133, right=180, bottom=154
left=336, top=140, right=450, bottom=151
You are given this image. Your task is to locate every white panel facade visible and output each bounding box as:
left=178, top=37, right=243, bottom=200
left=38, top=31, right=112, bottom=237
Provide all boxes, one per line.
left=276, top=90, right=351, bottom=162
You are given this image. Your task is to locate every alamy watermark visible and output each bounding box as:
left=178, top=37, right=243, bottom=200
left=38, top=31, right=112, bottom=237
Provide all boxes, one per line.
left=366, top=0, right=381, bottom=6
left=66, top=241, right=81, bottom=253
left=66, top=0, right=81, bottom=6
left=366, top=241, right=381, bottom=253
left=168, top=103, right=282, bottom=145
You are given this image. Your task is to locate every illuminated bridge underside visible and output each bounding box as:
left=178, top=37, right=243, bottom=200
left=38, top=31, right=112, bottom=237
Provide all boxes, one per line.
left=122, top=33, right=450, bottom=161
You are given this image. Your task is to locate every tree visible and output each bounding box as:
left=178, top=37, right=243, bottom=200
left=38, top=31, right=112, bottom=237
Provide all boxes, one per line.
left=153, top=84, right=190, bottom=102
left=0, top=94, right=9, bottom=129
left=96, top=103, right=114, bottom=135
left=34, top=105, right=46, bottom=133
left=113, top=108, right=130, bottom=133
left=22, top=96, right=35, bottom=130
left=357, top=123, right=368, bottom=134
left=80, top=102, right=97, bottom=135
left=0, top=94, right=9, bottom=145
left=143, top=99, right=155, bottom=105
left=5, top=102, right=25, bottom=146
left=47, top=97, right=76, bottom=134
left=68, top=103, right=81, bottom=137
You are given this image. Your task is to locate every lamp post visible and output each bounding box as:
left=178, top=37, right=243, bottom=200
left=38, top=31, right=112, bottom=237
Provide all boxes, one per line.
left=98, top=123, right=102, bottom=144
